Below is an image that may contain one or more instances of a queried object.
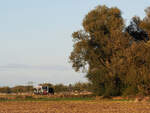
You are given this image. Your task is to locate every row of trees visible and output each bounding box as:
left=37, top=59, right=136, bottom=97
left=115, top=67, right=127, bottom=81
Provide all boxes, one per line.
left=0, top=82, right=92, bottom=93
left=0, top=86, right=33, bottom=93
left=39, top=82, right=92, bottom=93
left=70, top=5, right=150, bottom=96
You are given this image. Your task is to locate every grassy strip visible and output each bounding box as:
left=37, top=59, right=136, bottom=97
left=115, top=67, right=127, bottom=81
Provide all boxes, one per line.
left=0, top=97, right=94, bottom=102
left=111, top=99, right=131, bottom=101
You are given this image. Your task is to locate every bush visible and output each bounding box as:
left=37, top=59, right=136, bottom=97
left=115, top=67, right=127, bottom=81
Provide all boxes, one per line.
left=25, top=95, right=33, bottom=99
left=123, top=86, right=138, bottom=96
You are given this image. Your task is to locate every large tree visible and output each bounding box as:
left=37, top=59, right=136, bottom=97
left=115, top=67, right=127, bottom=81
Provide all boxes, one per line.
left=70, top=5, right=150, bottom=96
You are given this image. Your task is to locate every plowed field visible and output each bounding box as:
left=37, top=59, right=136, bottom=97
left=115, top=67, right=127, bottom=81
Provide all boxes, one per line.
left=0, top=101, right=150, bottom=113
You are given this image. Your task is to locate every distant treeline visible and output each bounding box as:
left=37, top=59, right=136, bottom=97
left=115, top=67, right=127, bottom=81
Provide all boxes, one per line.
left=0, top=82, right=92, bottom=94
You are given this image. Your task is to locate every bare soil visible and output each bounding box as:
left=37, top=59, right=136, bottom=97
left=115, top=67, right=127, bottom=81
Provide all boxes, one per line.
left=0, top=101, right=150, bottom=113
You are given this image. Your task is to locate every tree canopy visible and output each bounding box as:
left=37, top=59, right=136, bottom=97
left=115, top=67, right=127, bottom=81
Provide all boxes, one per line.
left=70, top=5, right=150, bottom=96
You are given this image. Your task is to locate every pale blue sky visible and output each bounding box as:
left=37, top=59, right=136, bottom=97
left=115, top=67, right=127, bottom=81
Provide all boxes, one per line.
left=0, top=0, right=150, bottom=86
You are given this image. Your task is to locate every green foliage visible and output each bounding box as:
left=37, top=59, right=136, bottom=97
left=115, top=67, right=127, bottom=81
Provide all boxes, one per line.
left=54, top=84, right=69, bottom=92
left=0, top=82, right=92, bottom=94
left=0, top=87, right=11, bottom=93
left=70, top=5, right=150, bottom=96
left=39, top=83, right=53, bottom=87
left=86, top=68, right=107, bottom=96
left=53, top=82, right=92, bottom=93
left=123, top=86, right=138, bottom=96
left=0, top=96, right=94, bottom=102
left=11, top=86, right=33, bottom=93
left=72, top=82, right=92, bottom=92
left=0, top=86, right=33, bottom=94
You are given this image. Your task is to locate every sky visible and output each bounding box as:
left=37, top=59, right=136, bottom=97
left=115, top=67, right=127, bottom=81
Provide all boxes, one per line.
left=0, top=0, right=150, bottom=87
